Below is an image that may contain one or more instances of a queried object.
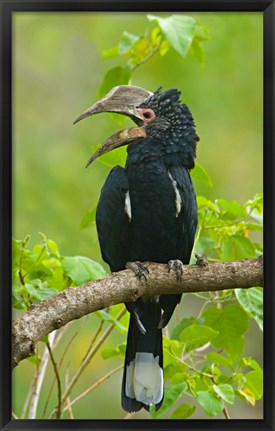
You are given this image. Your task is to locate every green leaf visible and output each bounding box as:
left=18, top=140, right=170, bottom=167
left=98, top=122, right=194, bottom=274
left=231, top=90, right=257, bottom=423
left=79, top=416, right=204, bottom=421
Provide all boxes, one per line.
left=102, top=45, right=119, bottom=60
left=118, top=31, right=140, bottom=54
left=80, top=207, right=97, bottom=229
left=222, top=235, right=256, bottom=261
left=25, top=282, right=58, bottom=302
left=151, top=382, right=187, bottom=418
left=62, top=256, right=106, bottom=285
left=163, top=364, right=187, bottom=385
left=159, top=40, right=170, bottom=56
left=213, top=384, right=235, bottom=405
left=97, top=145, right=128, bottom=168
left=245, top=193, right=263, bottom=216
left=203, top=304, right=249, bottom=358
left=96, top=310, right=127, bottom=333
left=33, top=286, right=59, bottom=302
left=245, top=222, right=263, bottom=231
left=237, top=388, right=256, bottom=406
left=171, top=317, right=198, bottom=340
left=22, top=234, right=31, bottom=248
left=245, top=369, right=263, bottom=400
left=196, top=390, right=224, bottom=416
left=40, top=334, right=49, bottom=344
left=235, top=287, right=263, bottom=331
left=171, top=372, right=187, bottom=385
left=163, top=337, right=184, bottom=359
left=147, top=14, right=197, bottom=58
left=127, top=37, right=152, bottom=66
left=163, top=347, right=182, bottom=368
left=99, top=66, right=131, bottom=99
left=151, top=26, right=162, bottom=47
left=190, top=23, right=210, bottom=66
left=206, top=352, right=234, bottom=371
left=197, top=195, right=219, bottom=213
left=170, top=403, right=196, bottom=419
left=47, top=239, right=60, bottom=257
left=101, top=342, right=126, bottom=359
left=191, top=163, right=212, bottom=187
left=12, top=293, right=27, bottom=310
left=180, top=324, right=218, bottom=351
left=216, top=199, right=246, bottom=220
left=32, top=243, right=47, bottom=262
left=249, top=210, right=263, bottom=225
left=27, top=355, right=41, bottom=366
left=238, top=357, right=262, bottom=373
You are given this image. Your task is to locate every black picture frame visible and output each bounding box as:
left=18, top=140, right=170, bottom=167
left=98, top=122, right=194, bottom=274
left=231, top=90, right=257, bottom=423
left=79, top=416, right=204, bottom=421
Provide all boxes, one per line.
left=1, top=0, right=274, bottom=430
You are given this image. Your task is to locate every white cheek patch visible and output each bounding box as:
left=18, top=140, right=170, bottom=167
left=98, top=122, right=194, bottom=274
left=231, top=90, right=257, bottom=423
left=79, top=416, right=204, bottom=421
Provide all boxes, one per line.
left=125, top=352, right=163, bottom=406
left=168, top=171, right=182, bottom=217
left=124, top=190, right=132, bottom=221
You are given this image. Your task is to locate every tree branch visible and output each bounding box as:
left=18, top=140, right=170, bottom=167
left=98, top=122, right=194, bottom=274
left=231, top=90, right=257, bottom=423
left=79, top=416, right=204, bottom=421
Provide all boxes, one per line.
left=12, top=256, right=263, bottom=369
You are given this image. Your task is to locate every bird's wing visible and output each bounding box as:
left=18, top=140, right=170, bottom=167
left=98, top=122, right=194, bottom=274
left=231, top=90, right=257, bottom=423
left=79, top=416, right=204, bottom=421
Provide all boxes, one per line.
left=169, top=165, right=198, bottom=262
left=96, top=166, right=130, bottom=272
left=159, top=165, right=198, bottom=328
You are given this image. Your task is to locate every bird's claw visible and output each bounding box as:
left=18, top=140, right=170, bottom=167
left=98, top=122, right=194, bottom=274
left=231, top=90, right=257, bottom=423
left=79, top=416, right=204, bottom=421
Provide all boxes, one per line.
left=126, top=261, right=149, bottom=281
left=168, top=259, right=184, bottom=281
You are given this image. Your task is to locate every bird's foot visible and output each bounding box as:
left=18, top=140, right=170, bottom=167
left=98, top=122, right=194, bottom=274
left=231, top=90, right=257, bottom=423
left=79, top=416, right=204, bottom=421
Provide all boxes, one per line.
left=168, top=259, right=184, bottom=281
left=126, top=261, right=149, bottom=281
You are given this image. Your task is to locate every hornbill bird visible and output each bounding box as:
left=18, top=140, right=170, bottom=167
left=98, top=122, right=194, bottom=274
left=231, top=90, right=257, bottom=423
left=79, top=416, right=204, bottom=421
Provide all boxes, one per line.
left=74, top=85, right=199, bottom=413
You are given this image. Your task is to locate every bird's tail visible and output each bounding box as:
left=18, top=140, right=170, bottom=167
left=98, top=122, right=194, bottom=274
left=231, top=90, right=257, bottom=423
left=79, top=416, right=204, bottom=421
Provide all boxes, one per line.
left=121, top=300, right=164, bottom=413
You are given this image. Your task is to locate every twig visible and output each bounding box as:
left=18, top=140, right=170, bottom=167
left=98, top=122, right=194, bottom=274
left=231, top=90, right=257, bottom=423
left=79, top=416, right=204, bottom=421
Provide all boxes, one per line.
left=208, top=370, right=231, bottom=419
left=81, top=318, right=104, bottom=364
left=223, top=405, right=230, bottom=419
left=52, top=323, right=71, bottom=350
left=65, top=366, right=74, bottom=419
left=50, top=307, right=126, bottom=417
left=21, top=376, right=35, bottom=418
left=131, top=43, right=161, bottom=72
left=62, top=364, right=123, bottom=413
left=28, top=331, right=56, bottom=419
left=46, top=341, right=62, bottom=419
left=41, top=321, right=82, bottom=418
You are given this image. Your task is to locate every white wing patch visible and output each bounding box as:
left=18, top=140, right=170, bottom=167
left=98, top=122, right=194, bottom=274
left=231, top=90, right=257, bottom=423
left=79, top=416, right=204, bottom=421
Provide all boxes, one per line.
left=168, top=171, right=182, bottom=217
left=124, top=190, right=132, bottom=221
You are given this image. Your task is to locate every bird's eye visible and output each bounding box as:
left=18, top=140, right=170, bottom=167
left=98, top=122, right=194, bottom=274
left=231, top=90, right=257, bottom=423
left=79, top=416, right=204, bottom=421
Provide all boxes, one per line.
left=138, top=108, right=156, bottom=123
left=143, top=111, right=151, bottom=119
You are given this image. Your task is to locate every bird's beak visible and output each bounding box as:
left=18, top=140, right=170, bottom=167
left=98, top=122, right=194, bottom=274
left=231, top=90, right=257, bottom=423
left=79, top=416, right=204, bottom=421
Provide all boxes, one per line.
left=73, top=85, right=153, bottom=167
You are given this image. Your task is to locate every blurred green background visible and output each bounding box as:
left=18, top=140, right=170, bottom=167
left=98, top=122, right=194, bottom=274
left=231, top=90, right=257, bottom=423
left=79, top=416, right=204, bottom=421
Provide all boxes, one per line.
left=12, top=12, right=263, bottom=419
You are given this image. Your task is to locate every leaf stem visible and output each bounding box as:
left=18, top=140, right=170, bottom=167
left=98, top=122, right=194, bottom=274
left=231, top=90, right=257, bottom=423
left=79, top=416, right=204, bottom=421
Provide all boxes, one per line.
left=22, top=246, right=46, bottom=281
left=21, top=376, right=35, bottom=418
left=223, top=405, right=230, bottom=419
left=81, top=318, right=104, bottom=364
left=51, top=307, right=126, bottom=416
left=46, top=341, right=62, bottom=419
left=130, top=42, right=161, bottom=73
left=62, top=364, right=123, bottom=413
left=28, top=331, right=56, bottom=418
left=65, top=367, right=74, bottom=419
left=41, top=322, right=81, bottom=418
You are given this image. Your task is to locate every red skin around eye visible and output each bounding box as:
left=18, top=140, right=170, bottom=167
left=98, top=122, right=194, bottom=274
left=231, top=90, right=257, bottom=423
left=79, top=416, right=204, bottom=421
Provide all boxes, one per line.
left=137, top=108, right=156, bottom=123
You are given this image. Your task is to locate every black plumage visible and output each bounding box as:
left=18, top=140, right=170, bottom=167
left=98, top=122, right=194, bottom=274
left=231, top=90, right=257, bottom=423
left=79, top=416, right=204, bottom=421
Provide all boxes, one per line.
left=74, top=86, right=199, bottom=413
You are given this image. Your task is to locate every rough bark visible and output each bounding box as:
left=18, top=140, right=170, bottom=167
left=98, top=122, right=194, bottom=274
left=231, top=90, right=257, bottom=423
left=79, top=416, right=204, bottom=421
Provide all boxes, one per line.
left=12, top=256, right=263, bottom=369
